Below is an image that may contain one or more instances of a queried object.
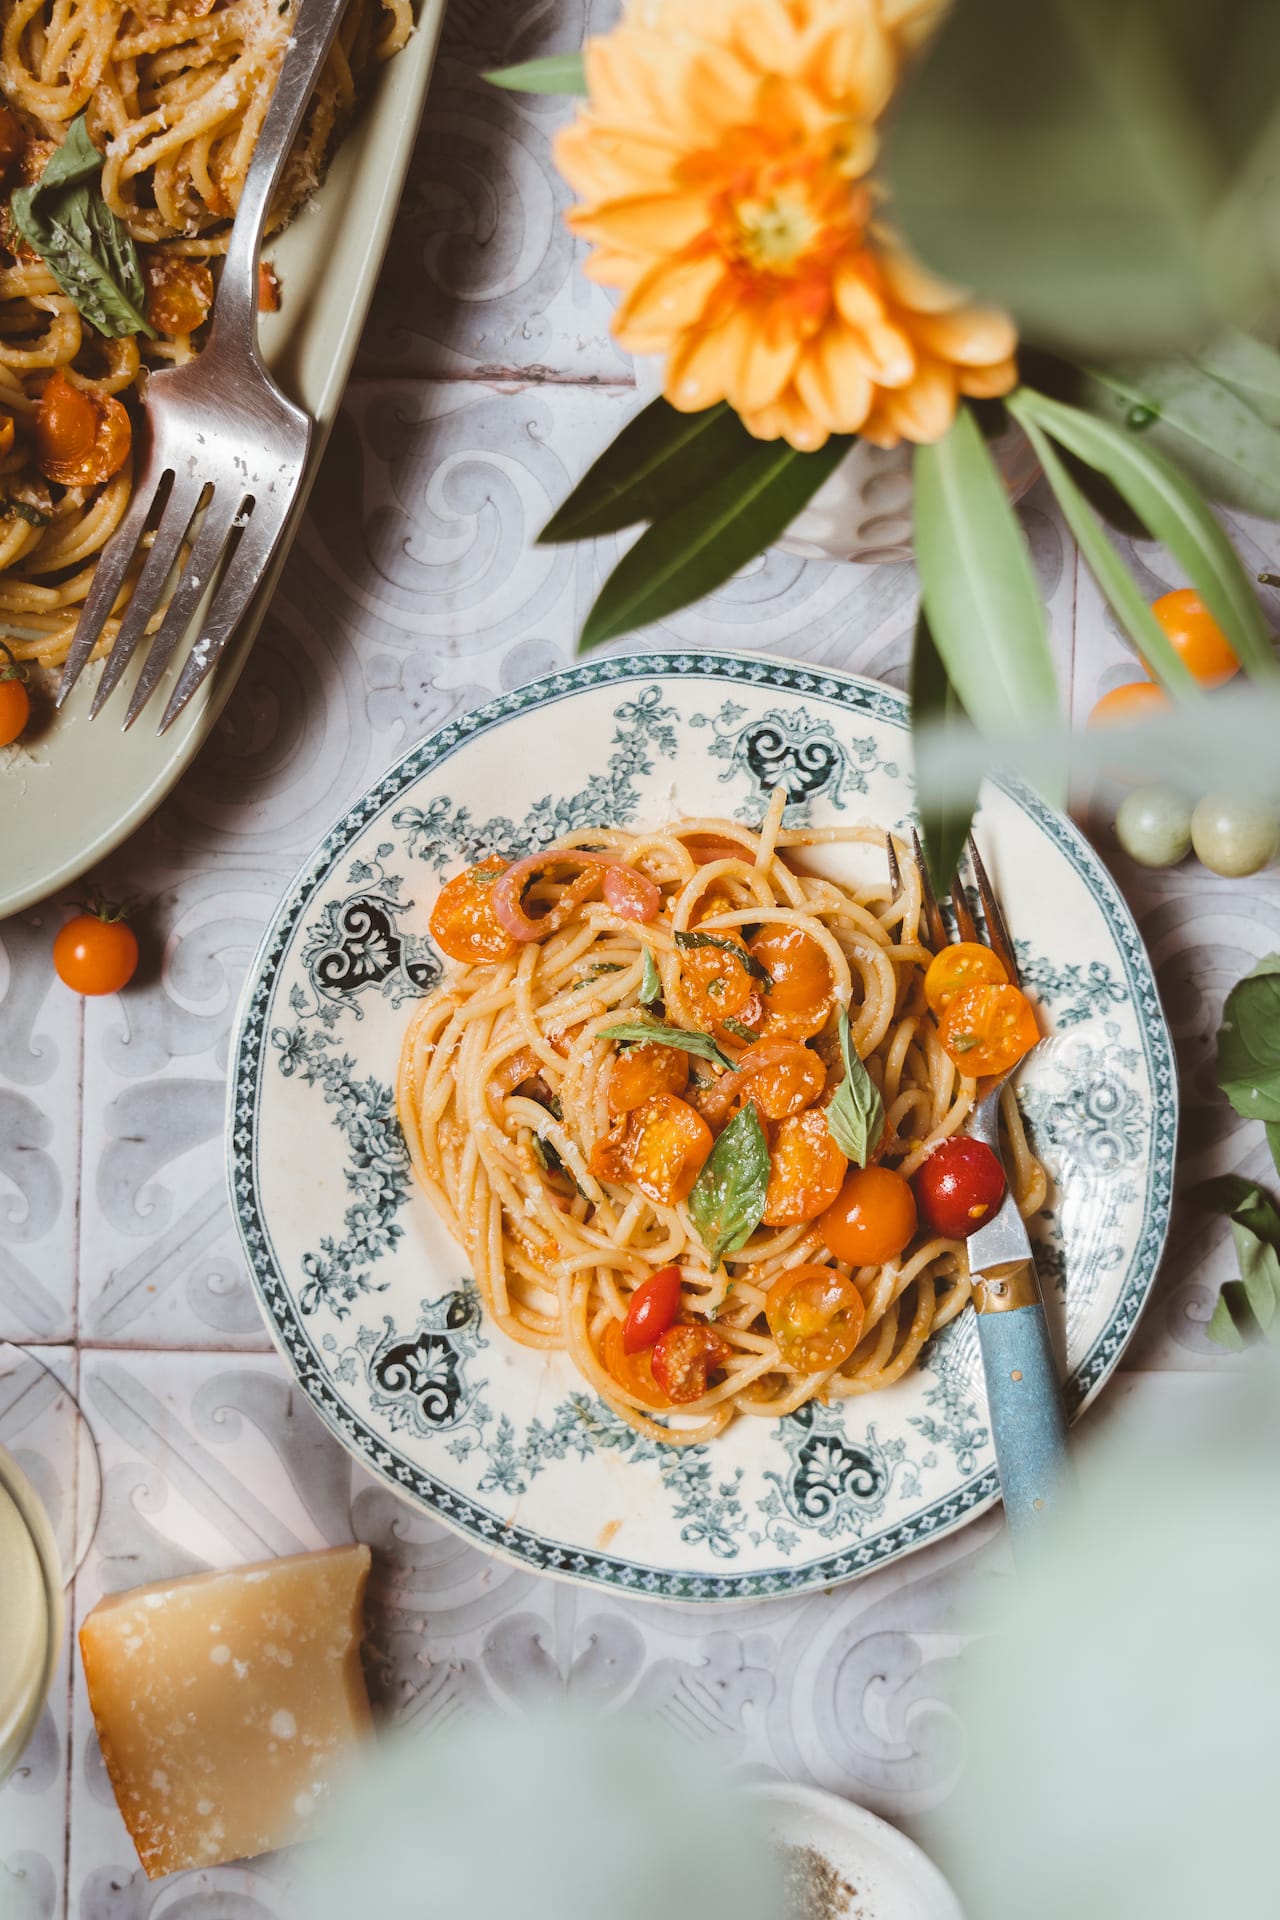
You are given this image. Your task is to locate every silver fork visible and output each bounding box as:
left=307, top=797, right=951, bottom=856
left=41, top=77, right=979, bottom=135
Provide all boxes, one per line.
left=55, top=0, right=350, bottom=732
left=889, top=830, right=1071, bottom=1549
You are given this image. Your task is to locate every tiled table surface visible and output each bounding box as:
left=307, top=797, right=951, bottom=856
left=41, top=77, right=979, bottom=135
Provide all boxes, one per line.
left=4, top=3, right=1280, bottom=1913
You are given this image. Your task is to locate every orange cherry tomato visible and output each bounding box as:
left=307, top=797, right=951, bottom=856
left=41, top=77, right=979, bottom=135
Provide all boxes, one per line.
left=606, top=1043, right=689, bottom=1115
left=624, top=1093, right=713, bottom=1205
left=34, top=372, right=131, bottom=487
left=601, top=1318, right=670, bottom=1409
left=735, top=1040, right=826, bottom=1120
left=678, top=934, right=756, bottom=1022
left=258, top=260, right=281, bottom=312
left=622, top=1264, right=682, bottom=1353
left=0, top=655, right=29, bottom=746
left=53, top=910, right=138, bottom=996
left=818, top=1165, right=918, bottom=1267
left=747, top=925, right=835, bottom=1041
left=429, top=857, right=518, bottom=964
left=144, top=251, right=214, bottom=335
left=1088, top=682, right=1170, bottom=728
left=937, top=983, right=1039, bottom=1077
left=650, top=1322, right=731, bottom=1404
left=766, top=1265, right=866, bottom=1372
left=924, top=941, right=1008, bottom=1016
left=762, top=1108, right=848, bottom=1226
left=1152, top=587, right=1239, bottom=688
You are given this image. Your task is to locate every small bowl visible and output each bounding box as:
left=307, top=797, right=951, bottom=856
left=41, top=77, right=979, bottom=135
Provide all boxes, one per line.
left=752, top=1781, right=965, bottom=1920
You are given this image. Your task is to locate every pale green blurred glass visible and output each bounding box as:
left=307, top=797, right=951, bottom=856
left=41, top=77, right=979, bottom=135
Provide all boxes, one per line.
left=305, top=1706, right=785, bottom=1920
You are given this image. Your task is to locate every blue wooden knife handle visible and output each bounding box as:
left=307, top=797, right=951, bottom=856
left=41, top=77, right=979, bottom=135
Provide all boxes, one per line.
left=975, top=1302, right=1071, bottom=1543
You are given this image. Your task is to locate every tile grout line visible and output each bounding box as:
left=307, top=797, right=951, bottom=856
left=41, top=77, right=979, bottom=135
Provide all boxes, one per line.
left=64, top=990, right=86, bottom=1920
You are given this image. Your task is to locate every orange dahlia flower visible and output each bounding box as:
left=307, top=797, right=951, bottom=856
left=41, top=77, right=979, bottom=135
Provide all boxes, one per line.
left=555, top=0, right=1017, bottom=451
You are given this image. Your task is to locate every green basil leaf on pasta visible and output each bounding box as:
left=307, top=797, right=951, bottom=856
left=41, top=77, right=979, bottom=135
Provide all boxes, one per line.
left=639, top=946, right=662, bottom=1007
left=673, top=928, right=773, bottom=986
left=11, top=112, right=155, bottom=340
left=824, top=1005, right=884, bottom=1168
left=688, top=1103, right=770, bottom=1269
left=599, top=1019, right=736, bottom=1073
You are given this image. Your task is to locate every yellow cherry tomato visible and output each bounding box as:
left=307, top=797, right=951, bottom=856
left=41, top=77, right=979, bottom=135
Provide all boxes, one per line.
left=1151, top=588, right=1239, bottom=688
left=923, top=942, right=1008, bottom=1016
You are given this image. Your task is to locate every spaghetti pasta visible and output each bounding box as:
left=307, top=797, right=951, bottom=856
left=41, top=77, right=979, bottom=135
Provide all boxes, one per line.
left=397, top=798, right=1047, bottom=1448
left=0, top=0, right=411, bottom=666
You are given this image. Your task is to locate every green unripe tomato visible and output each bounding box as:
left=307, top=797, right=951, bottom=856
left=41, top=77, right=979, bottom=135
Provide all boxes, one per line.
left=1190, top=794, right=1280, bottom=878
left=1115, top=787, right=1193, bottom=869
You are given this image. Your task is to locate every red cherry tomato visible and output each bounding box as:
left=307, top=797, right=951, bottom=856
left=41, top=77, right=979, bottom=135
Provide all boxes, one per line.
left=818, top=1165, right=918, bottom=1267
left=622, top=1265, right=682, bottom=1353
left=601, top=1319, right=669, bottom=1409
left=913, top=1137, right=1007, bottom=1239
left=53, top=910, right=138, bottom=995
left=650, top=1322, right=731, bottom=1404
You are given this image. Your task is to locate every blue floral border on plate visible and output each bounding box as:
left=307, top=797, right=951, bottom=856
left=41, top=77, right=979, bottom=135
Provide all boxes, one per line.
left=227, top=652, right=1177, bottom=1602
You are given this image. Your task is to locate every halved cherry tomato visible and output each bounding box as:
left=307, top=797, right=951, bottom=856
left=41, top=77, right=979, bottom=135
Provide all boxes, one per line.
left=621, top=1264, right=682, bottom=1353
left=747, top=925, right=834, bottom=1040
left=924, top=942, right=1008, bottom=1016
left=601, top=1318, right=669, bottom=1409
left=607, top=1043, right=689, bottom=1115
left=818, top=1165, right=917, bottom=1266
left=34, top=372, right=131, bottom=487
left=650, top=1322, right=731, bottom=1404
left=590, top=1093, right=713, bottom=1206
left=766, top=1265, right=866, bottom=1372
left=1152, top=587, right=1239, bottom=688
left=602, top=864, right=661, bottom=922
left=694, top=1039, right=825, bottom=1126
left=0, top=647, right=29, bottom=747
left=678, top=933, right=756, bottom=1022
left=52, top=909, right=138, bottom=996
left=763, top=1108, right=848, bottom=1225
left=913, top=1137, right=1006, bottom=1239
left=145, top=251, right=214, bottom=335
left=429, top=857, right=518, bottom=963
left=937, top=983, right=1039, bottom=1077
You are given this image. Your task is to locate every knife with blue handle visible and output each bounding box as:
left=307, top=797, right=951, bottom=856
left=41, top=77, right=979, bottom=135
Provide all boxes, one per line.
left=965, top=1103, right=1071, bottom=1546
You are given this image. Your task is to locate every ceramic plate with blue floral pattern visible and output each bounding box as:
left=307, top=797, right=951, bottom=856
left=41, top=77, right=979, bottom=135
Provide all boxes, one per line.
left=228, top=654, right=1176, bottom=1602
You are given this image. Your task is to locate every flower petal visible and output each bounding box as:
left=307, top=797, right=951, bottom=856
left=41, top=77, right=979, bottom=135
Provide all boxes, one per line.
left=958, top=356, right=1019, bottom=399
left=911, top=305, right=1019, bottom=366
left=793, top=320, right=874, bottom=434
left=876, top=357, right=958, bottom=443
left=571, top=189, right=711, bottom=254
left=742, top=387, right=832, bottom=451
left=614, top=251, right=728, bottom=350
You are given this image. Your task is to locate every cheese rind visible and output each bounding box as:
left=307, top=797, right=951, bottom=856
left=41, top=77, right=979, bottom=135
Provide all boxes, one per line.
left=79, top=1544, right=373, bottom=1879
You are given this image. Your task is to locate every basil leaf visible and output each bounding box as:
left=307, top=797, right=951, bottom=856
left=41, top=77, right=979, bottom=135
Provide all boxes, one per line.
left=485, top=53, right=587, bottom=94
left=540, top=399, right=758, bottom=544
left=2, top=497, right=50, bottom=527
left=599, top=1019, right=735, bottom=1073
left=1217, top=955, right=1280, bottom=1123
left=531, top=1130, right=586, bottom=1199
left=721, top=1016, right=760, bottom=1043
left=10, top=113, right=155, bottom=340
left=688, top=1104, right=770, bottom=1269
left=824, top=1005, right=884, bottom=1168
left=673, top=928, right=772, bottom=986
left=639, top=947, right=661, bottom=1007
left=573, top=962, right=624, bottom=989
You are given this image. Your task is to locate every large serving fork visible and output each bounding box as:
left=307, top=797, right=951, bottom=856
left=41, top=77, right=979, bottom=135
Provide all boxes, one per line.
left=889, top=831, right=1070, bottom=1547
left=56, top=0, right=350, bottom=732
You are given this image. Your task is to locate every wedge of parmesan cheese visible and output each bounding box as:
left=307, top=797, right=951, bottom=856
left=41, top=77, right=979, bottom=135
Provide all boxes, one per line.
left=79, top=1544, right=373, bottom=1879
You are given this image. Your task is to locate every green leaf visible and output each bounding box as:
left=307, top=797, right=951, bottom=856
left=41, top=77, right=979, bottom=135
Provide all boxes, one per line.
left=721, top=1016, right=760, bottom=1043
left=484, top=53, right=587, bottom=94
left=578, top=434, right=851, bottom=651
left=1217, top=956, right=1280, bottom=1122
left=909, top=607, right=977, bottom=894
left=540, top=401, right=759, bottom=544
left=639, top=946, right=661, bottom=1008
left=1194, top=331, right=1280, bottom=428
left=882, top=0, right=1280, bottom=356
left=1014, top=387, right=1278, bottom=684
left=824, top=1006, right=884, bottom=1169
left=673, top=928, right=772, bottom=986
left=1009, top=399, right=1200, bottom=699
left=688, top=1103, right=770, bottom=1269
left=912, top=406, right=1060, bottom=732
left=599, top=1019, right=735, bottom=1074
left=1206, top=1284, right=1247, bottom=1349
left=1065, top=357, right=1280, bottom=520
left=11, top=112, right=154, bottom=339
left=1230, top=1216, right=1280, bottom=1341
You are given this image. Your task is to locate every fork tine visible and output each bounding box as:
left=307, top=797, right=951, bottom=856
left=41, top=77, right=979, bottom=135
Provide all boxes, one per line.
left=89, top=474, right=208, bottom=717
left=885, top=831, right=903, bottom=901
left=968, top=837, right=1021, bottom=986
left=951, top=870, right=979, bottom=943
left=157, top=503, right=282, bottom=732
left=122, top=494, right=244, bottom=729
left=910, top=830, right=948, bottom=952
left=55, top=481, right=157, bottom=706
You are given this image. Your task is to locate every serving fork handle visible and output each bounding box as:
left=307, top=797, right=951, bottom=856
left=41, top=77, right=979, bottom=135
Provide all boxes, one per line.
left=206, top=0, right=351, bottom=364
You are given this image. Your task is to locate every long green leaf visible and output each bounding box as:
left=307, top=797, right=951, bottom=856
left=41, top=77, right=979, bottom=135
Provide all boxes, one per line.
left=1009, top=399, right=1200, bottom=699
left=485, top=53, right=587, bottom=94
left=541, top=401, right=757, bottom=544
left=909, top=608, right=978, bottom=890
left=1194, top=331, right=1280, bottom=429
left=912, top=406, right=1060, bottom=732
left=578, top=434, right=851, bottom=650
left=1068, top=357, right=1280, bottom=520
left=1015, top=387, right=1279, bottom=683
